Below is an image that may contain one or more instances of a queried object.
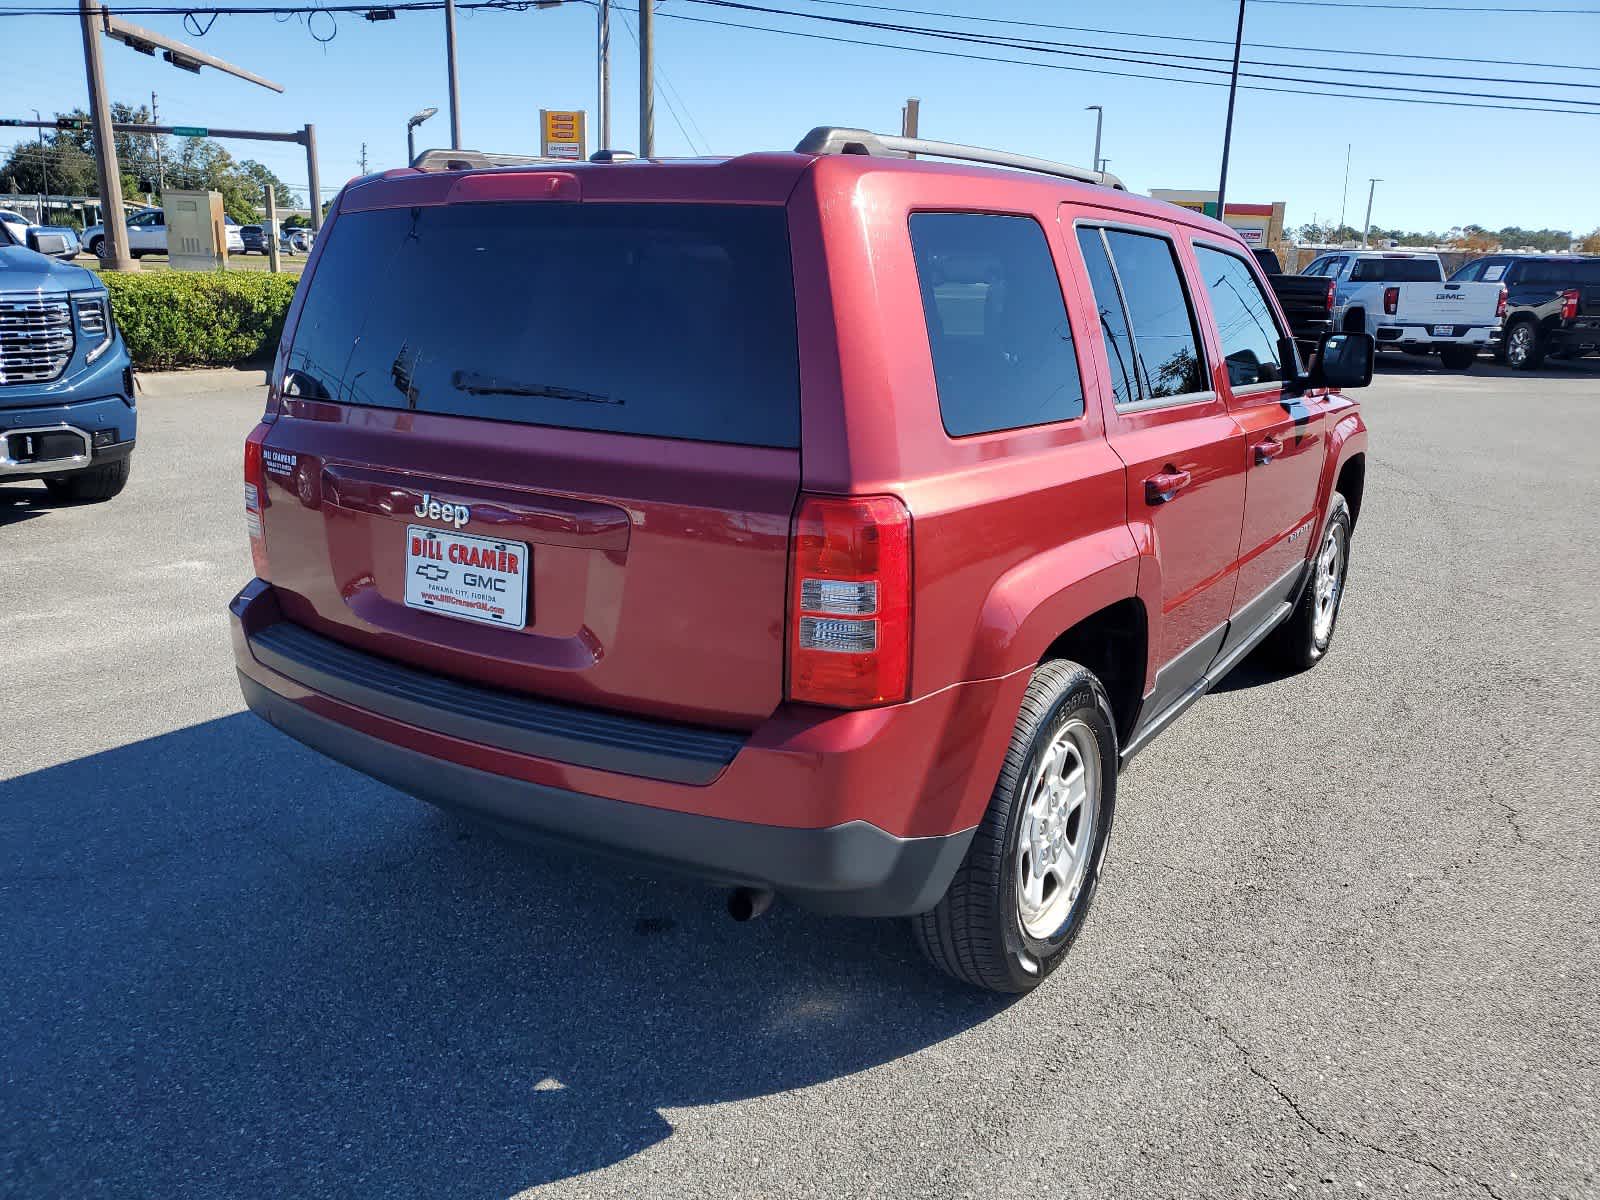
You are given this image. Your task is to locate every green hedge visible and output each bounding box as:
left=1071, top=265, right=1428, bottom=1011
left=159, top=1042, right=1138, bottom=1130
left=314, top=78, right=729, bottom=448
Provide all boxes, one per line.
left=103, top=272, right=300, bottom=371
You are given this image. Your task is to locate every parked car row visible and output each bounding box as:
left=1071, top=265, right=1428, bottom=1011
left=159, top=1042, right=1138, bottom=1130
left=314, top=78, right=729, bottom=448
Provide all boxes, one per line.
left=1261, top=247, right=1600, bottom=372
left=79, top=208, right=246, bottom=259
left=239, top=224, right=313, bottom=255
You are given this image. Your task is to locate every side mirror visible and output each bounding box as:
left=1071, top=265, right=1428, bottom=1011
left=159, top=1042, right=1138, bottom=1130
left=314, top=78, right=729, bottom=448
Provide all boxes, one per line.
left=1311, top=331, right=1375, bottom=390
left=27, top=229, right=74, bottom=258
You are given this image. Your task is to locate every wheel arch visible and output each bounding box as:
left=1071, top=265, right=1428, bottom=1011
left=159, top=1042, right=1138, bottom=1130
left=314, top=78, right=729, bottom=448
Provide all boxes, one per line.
left=1335, top=453, right=1366, bottom=531
left=1039, top=597, right=1148, bottom=748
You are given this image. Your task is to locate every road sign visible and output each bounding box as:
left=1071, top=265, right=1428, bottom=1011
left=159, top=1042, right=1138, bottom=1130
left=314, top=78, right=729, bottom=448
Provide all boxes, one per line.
left=539, top=109, right=586, bottom=162
left=172, top=126, right=208, bottom=137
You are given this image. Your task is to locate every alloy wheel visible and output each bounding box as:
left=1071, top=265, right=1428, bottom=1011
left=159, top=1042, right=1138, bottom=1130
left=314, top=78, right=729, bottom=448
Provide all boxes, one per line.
left=1015, top=718, right=1100, bottom=939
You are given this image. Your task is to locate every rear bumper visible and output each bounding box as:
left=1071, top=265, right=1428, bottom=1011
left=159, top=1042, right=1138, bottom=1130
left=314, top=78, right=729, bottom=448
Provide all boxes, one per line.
left=1374, top=324, right=1495, bottom=348
left=1549, top=324, right=1600, bottom=354
left=230, top=580, right=1003, bottom=916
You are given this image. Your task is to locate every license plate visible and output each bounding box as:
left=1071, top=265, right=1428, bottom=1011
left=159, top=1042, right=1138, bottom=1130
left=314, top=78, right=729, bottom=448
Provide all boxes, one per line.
left=404, top=525, right=529, bottom=630
left=1432, top=324, right=1455, bottom=337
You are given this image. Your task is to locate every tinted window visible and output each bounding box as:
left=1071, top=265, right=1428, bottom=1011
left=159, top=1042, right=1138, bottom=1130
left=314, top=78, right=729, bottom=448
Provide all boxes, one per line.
left=909, top=213, right=1084, bottom=436
left=1519, top=260, right=1600, bottom=285
left=1104, top=229, right=1207, bottom=398
left=1196, top=246, right=1286, bottom=387
left=1349, top=258, right=1441, bottom=282
left=1076, top=227, right=1139, bottom=407
left=285, top=202, right=800, bottom=448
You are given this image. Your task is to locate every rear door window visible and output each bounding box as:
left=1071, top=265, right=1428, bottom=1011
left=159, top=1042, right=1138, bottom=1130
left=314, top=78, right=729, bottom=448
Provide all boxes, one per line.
left=908, top=212, right=1085, bottom=436
left=1195, top=245, right=1287, bottom=388
left=1100, top=228, right=1207, bottom=400
left=1075, top=227, right=1139, bottom=407
left=285, top=202, right=800, bottom=448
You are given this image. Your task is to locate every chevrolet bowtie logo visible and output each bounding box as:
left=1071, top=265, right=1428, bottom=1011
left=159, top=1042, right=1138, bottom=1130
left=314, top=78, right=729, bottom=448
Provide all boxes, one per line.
left=414, top=563, right=449, bottom=582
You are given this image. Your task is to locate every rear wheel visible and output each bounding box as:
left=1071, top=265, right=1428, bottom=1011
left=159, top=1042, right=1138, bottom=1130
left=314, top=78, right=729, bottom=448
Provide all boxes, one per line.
left=1439, top=346, right=1478, bottom=370
left=911, top=659, right=1117, bottom=994
left=1263, top=493, right=1352, bottom=673
left=1505, top=319, right=1544, bottom=370
left=43, top=456, right=131, bottom=504
left=88, top=236, right=105, bottom=259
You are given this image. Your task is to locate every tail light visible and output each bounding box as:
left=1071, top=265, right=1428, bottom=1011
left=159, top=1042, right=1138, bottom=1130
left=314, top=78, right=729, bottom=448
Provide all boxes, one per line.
left=1324, top=277, right=1336, bottom=313
left=1496, top=287, right=1508, bottom=318
left=1561, top=288, right=1580, bottom=320
left=787, top=494, right=911, bottom=708
left=244, top=423, right=271, bottom=579
left=1383, top=286, right=1399, bottom=315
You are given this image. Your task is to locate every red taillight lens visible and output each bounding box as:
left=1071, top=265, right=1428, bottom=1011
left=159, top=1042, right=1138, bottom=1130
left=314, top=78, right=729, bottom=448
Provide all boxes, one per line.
left=1383, top=286, right=1399, bottom=315
left=1324, top=278, right=1336, bottom=313
left=244, top=423, right=271, bottom=579
left=1561, top=288, right=1580, bottom=320
left=1496, top=286, right=1508, bottom=318
left=787, top=494, right=911, bottom=708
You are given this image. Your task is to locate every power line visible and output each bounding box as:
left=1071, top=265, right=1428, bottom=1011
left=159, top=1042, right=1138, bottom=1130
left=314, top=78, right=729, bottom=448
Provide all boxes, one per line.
left=675, top=0, right=1600, bottom=97
left=775, top=0, right=1600, bottom=76
left=615, top=3, right=704, bottom=153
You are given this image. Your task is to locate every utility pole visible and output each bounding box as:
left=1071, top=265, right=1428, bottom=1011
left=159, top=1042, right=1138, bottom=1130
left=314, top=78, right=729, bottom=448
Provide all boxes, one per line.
left=901, top=96, right=919, bottom=139
left=152, top=90, right=164, bottom=195
left=1362, top=177, right=1381, bottom=247
left=597, top=0, right=611, bottom=151
left=1086, top=104, right=1103, bottom=177
left=265, top=182, right=281, bottom=274
left=31, top=109, right=48, bottom=223
left=79, top=0, right=134, bottom=270
left=444, top=0, right=462, bottom=148
left=1216, top=0, right=1246, bottom=218
left=1337, top=142, right=1350, bottom=235
left=638, top=0, right=654, bottom=157
left=305, top=123, right=323, bottom=231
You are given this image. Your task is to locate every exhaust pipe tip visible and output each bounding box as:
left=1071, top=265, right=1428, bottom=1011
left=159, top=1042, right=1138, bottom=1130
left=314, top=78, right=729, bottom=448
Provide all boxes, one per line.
left=727, top=887, right=775, bottom=922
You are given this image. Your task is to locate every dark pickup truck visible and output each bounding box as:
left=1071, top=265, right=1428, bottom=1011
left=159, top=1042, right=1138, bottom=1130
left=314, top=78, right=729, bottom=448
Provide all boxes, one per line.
left=1253, top=248, right=1336, bottom=349
left=1449, top=254, right=1600, bottom=369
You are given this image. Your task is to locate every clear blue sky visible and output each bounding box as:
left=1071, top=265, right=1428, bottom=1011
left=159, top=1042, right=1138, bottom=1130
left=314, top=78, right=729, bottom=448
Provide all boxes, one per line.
left=3, top=0, right=1598, bottom=234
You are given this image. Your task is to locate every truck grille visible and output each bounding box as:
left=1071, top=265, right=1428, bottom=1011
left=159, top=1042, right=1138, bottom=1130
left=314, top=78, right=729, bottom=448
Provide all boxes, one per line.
left=0, top=296, right=75, bottom=385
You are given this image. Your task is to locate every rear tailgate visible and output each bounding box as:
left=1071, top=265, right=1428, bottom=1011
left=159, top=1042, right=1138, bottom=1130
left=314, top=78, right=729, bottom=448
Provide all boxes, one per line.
left=1396, top=281, right=1500, bottom=327
left=256, top=183, right=803, bottom=730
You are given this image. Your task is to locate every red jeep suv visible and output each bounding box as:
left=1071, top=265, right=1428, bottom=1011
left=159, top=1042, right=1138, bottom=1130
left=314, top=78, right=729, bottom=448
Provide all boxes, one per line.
left=232, top=129, right=1372, bottom=993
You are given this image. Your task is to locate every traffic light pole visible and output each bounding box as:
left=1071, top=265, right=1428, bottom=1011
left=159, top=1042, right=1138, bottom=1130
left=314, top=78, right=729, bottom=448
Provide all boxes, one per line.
left=79, top=0, right=134, bottom=270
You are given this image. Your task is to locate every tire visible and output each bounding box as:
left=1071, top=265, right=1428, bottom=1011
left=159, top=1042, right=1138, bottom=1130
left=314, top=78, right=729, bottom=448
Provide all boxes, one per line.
left=1263, top=493, right=1352, bottom=673
left=1343, top=309, right=1366, bottom=334
left=1439, top=346, right=1477, bottom=370
left=1504, top=319, right=1544, bottom=371
left=43, top=455, right=131, bottom=504
left=911, top=659, right=1117, bottom=993
left=88, top=236, right=105, bottom=259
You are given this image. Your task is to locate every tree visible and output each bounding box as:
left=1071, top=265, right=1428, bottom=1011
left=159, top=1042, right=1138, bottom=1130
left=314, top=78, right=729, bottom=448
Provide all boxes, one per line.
left=1581, top=228, right=1600, bottom=254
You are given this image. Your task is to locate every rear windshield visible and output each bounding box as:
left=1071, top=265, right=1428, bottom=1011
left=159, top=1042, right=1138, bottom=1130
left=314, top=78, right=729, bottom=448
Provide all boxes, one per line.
left=1349, top=258, right=1441, bottom=282
left=285, top=202, right=800, bottom=448
left=1518, top=260, right=1600, bottom=285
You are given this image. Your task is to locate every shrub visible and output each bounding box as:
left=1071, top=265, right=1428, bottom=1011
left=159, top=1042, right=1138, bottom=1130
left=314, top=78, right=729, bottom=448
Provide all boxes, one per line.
left=103, top=271, right=299, bottom=370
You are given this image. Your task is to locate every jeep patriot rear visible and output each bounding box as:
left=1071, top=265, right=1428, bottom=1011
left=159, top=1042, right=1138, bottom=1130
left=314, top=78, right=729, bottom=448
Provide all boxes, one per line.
left=231, top=128, right=1371, bottom=992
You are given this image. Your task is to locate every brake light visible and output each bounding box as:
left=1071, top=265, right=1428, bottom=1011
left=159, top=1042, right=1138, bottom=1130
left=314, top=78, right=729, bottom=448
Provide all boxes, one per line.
left=1324, top=277, right=1336, bottom=313
left=787, top=494, right=911, bottom=708
left=1496, top=286, right=1508, bottom=318
left=1561, top=288, right=1580, bottom=320
left=1383, top=286, right=1399, bottom=315
left=244, top=423, right=271, bottom=579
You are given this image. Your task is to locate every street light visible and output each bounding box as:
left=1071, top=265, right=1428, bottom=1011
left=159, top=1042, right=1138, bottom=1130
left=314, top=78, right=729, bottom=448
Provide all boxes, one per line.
left=406, top=105, right=438, bottom=166
left=1085, top=105, right=1103, bottom=177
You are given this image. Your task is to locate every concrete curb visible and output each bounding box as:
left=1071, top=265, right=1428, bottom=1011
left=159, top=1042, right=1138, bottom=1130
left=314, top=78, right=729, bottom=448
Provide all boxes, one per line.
left=136, top=366, right=269, bottom=399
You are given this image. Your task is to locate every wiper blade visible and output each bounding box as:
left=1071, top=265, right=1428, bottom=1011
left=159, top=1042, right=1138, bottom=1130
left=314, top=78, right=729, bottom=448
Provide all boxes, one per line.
left=451, top=370, right=619, bottom=405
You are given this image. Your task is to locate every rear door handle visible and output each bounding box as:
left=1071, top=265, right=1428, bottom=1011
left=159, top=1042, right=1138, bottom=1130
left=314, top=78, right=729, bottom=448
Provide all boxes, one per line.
left=1254, top=437, right=1285, bottom=465
left=1144, top=468, right=1193, bottom=505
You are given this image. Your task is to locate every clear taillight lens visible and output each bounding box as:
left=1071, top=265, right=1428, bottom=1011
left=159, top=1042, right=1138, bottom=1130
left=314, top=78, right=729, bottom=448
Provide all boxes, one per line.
left=1383, top=286, right=1399, bottom=315
left=787, top=494, right=911, bottom=709
left=244, top=424, right=271, bottom=579
left=1496, top=287, right=1508, bottom=318
left=1561, top=288, right=1580, bottom=320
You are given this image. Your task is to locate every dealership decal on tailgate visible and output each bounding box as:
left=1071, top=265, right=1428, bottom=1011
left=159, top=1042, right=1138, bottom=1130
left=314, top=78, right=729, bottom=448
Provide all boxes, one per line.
left=404, top=525, right=530, bottom=629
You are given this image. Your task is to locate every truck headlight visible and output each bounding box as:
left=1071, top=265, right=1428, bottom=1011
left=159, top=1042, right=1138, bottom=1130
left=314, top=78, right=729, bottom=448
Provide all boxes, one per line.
left=76, top=294, right=113, bottom=364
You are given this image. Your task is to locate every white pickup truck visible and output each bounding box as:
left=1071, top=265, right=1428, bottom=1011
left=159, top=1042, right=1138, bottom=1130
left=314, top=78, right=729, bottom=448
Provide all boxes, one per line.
left=1301, top=250, right=1503, bottom=370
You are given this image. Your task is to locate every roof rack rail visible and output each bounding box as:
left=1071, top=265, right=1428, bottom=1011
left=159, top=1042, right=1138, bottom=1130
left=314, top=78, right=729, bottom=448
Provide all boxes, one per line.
left=410, top=148, right=562, bottom=172
left=794, top=127, right=1126, bottom=191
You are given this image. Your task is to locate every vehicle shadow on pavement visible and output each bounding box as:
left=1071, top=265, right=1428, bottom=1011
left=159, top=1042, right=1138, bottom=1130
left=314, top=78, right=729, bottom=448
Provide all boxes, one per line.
left=0, top=483, right=55, bottom=528
left=1, top=715, right=1008, bottom=1197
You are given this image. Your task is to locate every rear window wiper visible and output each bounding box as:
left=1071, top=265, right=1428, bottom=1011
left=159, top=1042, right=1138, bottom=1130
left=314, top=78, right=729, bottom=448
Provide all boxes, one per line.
left=451, top=370, right=620, bottom=406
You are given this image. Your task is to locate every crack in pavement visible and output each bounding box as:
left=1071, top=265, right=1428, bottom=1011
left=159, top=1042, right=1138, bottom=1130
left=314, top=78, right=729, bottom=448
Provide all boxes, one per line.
left=1155, top=968, right=1510, bottom=1199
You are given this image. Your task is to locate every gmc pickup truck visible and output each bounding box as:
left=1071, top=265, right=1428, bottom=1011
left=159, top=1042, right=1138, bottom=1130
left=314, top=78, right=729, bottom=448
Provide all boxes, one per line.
left=0, top=219, right=136, bottom=501
left=1302, top=250, right=1502, bottom=369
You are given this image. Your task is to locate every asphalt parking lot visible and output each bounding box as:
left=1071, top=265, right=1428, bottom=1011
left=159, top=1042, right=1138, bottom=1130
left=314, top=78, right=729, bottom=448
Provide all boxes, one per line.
left=3, top=359, right=1597, bottom=1199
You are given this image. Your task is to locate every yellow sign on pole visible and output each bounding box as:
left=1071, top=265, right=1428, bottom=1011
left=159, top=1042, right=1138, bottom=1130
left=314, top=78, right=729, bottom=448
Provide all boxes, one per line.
left=540, top=109, right=586, bottom=161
